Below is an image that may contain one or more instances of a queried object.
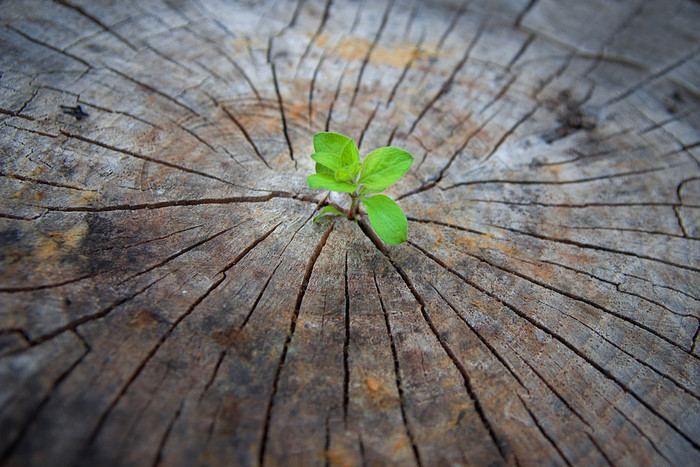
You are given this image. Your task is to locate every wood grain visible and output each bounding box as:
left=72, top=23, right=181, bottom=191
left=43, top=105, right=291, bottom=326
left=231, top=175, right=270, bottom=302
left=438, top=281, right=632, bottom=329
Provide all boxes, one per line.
left=1, top=0, right=699, bottom=465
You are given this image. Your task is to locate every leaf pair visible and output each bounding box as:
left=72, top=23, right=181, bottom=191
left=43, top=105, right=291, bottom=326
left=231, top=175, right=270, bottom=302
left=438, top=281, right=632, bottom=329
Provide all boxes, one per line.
left=307, top=132, right=413, bottom=245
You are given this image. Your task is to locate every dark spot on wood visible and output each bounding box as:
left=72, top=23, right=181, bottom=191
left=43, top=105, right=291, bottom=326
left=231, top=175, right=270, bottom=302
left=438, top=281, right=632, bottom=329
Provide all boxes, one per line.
left=217, top=394, right=241, bottom=435
left=57, top=162, right=76, bottom=178
left=126, top=309, right=162, bottom=329
left=665, top=90, right=687, bottom=114
left=82, top=214, right=114, bottom=248
left=0, top=229, right=23, bottom=262
left=78, top=213, right=119, bottom=273
left=60, top=105, right=89, bottom=120
left=211, top=326, right=242, bottom=348
left=0, top=329, right=29, bottom=356
left=544, top=90, right=596, bottom=143
left=457, top=408, right=468, bottom=425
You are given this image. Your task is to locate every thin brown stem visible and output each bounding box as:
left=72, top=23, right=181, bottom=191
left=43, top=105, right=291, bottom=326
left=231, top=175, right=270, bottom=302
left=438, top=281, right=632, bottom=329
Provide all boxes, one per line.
left=348, top=194, right=360, bottom=220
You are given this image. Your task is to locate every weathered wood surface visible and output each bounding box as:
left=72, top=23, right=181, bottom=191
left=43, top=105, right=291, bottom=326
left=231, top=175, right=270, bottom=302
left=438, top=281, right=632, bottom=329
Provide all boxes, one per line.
left=1, top=0, right=699, bottom=465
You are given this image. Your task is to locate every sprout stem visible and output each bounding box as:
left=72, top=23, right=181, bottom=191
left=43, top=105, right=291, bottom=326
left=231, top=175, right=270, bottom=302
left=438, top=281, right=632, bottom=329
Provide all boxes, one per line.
left=348, top=193, right=360, bottom=220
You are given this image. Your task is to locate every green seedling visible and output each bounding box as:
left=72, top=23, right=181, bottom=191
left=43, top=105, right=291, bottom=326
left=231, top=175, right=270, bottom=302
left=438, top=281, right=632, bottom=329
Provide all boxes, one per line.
left=307, top=132, right=413, bottom=245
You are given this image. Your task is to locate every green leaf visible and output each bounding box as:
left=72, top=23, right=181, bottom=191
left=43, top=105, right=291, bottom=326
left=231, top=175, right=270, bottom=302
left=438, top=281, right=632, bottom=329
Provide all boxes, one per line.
left=313, top=132, right=352, bottom=155
left=316, top=162, right=333, bottom=174
left=340, top=139, right=360, bottom=167
left=313, top=206, right=345, bottom=223
left=307, top=173, right=358, bottom=193
left=359, top=147, right=413, bottom=194
left=311, top=152, right=343, bottom=171
left=334, top=162, right=362, bottom=182
left=360, top=194, right=408, bottom=245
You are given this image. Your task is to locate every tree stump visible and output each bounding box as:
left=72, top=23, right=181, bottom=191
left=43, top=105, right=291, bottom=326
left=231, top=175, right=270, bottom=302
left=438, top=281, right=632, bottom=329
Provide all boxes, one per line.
left=1, top=0, right=699, bottom=465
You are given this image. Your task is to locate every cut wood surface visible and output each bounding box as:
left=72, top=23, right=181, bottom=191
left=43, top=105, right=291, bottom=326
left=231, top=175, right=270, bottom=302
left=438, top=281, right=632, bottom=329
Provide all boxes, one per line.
left=1, top=0, right=699, bottom=465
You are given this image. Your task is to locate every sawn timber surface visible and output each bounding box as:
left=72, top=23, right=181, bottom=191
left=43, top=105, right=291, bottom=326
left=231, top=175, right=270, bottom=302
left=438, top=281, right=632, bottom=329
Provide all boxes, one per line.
left=0, top=0, right=699, bottom=465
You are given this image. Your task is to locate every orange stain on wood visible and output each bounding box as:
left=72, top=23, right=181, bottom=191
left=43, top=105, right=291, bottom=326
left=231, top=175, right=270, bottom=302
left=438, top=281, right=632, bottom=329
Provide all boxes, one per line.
left=69, top=191, right=99, bottom=206
left=547, top=164, right=562, bottom=176
left=325, top=449, right=353, bottom=467
left=365, top=375, right=397, bottom=408
left=366, top=375, right=381, bottom=393
left=454, top=232, right=519, bottom=257
left=454, top=236, right=476, bottom=249
left=126, top=309, right=160, bottom=329
left=317, top=33, right=428, bottom=68
left=33, top=223, right=87, bottom=262
left=431, top=225, right=443, bottom=246
left=393, top=438, right=408, bottom=451
left=522, top=261, right=558, bottom=284
left=370, top=42, right=427, bottom=68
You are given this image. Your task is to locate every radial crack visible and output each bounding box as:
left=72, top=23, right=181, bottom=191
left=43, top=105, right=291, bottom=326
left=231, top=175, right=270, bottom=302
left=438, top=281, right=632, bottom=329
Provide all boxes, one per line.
left=104, top=66, right=200, bottom=116
left=199, top=350, right=226, bottom=401
left=407, top=237, right=700, bottom=450
left=271, top=63, right=295, bottom=162
left=297, top=0, right=333, bottom=72
left=85, top=224, right=280, bottom=447
left=176, top=123, right=216, bottom=152
left=59, top=130, right=237, bottom=187
left=7, top=25, right=91, bottom=68
left=360, top=221, right=506, bottom=461
left=373, top=273, right=424, bottom=467
left=31, top=273, right=171, bottom=346
left=0, top=270, right=103, bottom=293
left=514, top=0, right=538, bottom=27
left=532, top=258, right=697, bottom=320
left=0, top=170, right=90, bottom=191
left=186, top=26, right=262, bottom=100
left=119, top=227, right=235, bottom=285
left=357, top=103, right=379, bottom=151
left=483, top=103, right=540, bottom=162
left=342, top=251, right=350, bottom=424
left=492, top=224, right=700, bottom=274
left=326, top=63, right=348, bottom=132
left=429, top=283, right=526, bottom=388
left=238, top=207, right=322, bottom=330
left=407, top=20, right=487, bottom=134
left=443, top=165, right=685, bottom=191
left=350, top=0, right=394, bottom=108
left=692, top=325, right=700, bottom=354
left=509, top=347, right=594, bottom=430
left=151, top=400, right=184, bottom=467
left=610, top=405, right=675, bottom=464
left=517, top=394, right=572, bottom=466
left=435, top=7, right=464, bottom=53
left=3, top=122, right=56, bottom=138
left=424, top=236, right=699, bottom=363
left=479, top=74, right=518, bottom=115
left=604, top=49, right=699, bottom=107
left=45, top=192, right=304, bottom=212
left=396, top=110, right=498, bottom=201
left=309, top=50, right=327, bottom=123
left=258, top=225, right=333, bottom=465
left=506, top=34, right=535, bottom=71
left=221, top=105, right=272, bottom=169
left=54, top=0, right=139, bottom=51
left=0, top=341, right=90, bottom=464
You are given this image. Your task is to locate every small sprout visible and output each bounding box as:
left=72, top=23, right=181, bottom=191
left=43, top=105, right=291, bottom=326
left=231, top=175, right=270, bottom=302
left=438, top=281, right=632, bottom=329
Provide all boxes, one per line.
left=307, top=132, right=413, bottom=245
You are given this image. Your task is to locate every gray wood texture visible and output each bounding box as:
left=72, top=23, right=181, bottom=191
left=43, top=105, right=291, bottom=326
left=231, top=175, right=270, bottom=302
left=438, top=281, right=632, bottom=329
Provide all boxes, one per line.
left=1, top=0, right=699, bottom=465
